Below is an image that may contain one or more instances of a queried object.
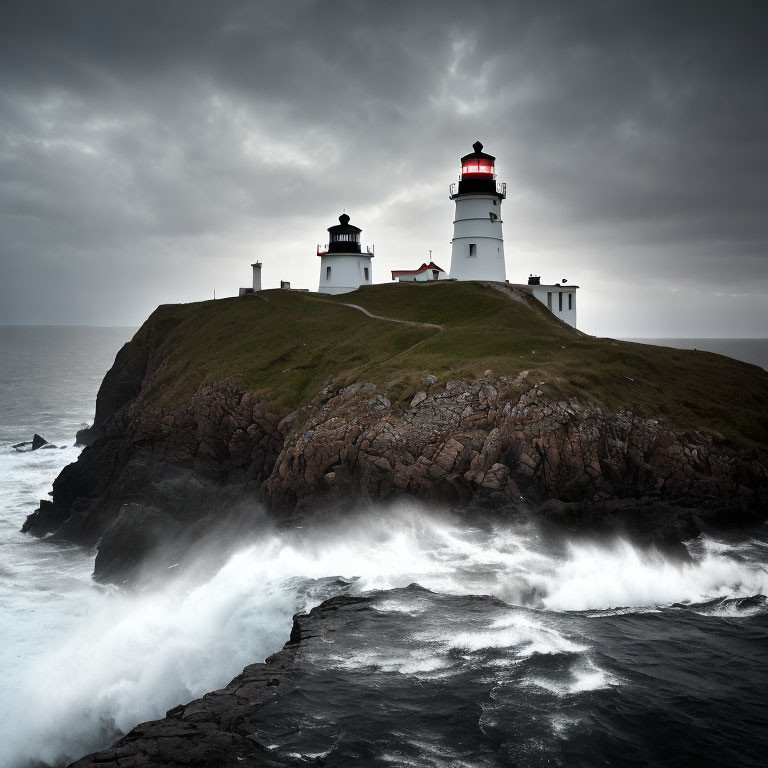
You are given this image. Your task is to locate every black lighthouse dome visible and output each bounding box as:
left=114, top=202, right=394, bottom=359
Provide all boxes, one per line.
left=327, top=213, right=362, bottom=254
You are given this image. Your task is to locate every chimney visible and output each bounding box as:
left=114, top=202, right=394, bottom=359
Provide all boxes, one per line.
left=251, top=262, right=262, bottom=292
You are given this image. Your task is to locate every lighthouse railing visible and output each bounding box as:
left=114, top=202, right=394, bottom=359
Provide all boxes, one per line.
left=449, top=180, right=506, bottom=197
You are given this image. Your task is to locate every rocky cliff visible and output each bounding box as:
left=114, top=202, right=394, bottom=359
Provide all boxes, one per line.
left=23, top=282, right=768, bottom=581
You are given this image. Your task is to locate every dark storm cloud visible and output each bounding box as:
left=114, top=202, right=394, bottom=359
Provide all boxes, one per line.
left=1, top=0, right=766, bottom=333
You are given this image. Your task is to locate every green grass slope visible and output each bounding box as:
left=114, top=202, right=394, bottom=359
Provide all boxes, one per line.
left=134, top=281, right=768, bottom=448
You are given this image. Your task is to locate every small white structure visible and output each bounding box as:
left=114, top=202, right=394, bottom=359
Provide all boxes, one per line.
left=448, top=141, right=506, bottom=282
left=238, top=260, right=263, bottom=296
left=512, top=276, right=578, bottom=328
left=251, top=261, right=262, bottom=291
left=317, top=213, right=374, bottom=295
left=391, top=261, right=447, bottom=282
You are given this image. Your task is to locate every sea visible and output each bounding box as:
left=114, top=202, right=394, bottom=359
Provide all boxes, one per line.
left=0, top=327, right=767, bottom=767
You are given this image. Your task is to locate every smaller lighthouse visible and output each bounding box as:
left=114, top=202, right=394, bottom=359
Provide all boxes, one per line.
left=317, top=213, right=374, bottom=295
left=448, top=141, right=507, bottom=282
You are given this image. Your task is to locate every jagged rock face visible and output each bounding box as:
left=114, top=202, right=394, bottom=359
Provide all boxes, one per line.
left=23, top=349, right=767, bottom=581
left=265, top=374, right=766, bottom=520
left=24, top=380, right=285, bottom=581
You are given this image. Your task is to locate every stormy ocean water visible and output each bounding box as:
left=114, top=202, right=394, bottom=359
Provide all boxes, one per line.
left=1, top=327, right=767, bottom=768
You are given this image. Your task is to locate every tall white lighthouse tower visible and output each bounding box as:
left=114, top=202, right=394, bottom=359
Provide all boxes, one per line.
left=448, top=141, right=507, bottom=282
left=317, top=213, right=374, bottom=294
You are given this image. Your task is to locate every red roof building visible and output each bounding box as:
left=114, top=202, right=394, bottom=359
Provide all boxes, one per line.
left=391, top=261, right=446, bottom=282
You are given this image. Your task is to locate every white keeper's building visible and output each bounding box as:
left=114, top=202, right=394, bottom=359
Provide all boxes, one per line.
left=516, top=275, right=578, bottom=328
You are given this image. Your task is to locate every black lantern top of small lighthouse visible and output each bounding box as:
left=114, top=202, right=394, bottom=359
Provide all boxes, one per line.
left=324, top=213, right=362, bottom=254
left=328, top=213, right=361, bottom=253
left=450, top=141, right=506, bottom=200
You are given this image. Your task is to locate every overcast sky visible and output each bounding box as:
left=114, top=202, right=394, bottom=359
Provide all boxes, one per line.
left=1, top=0, right=766, bottom=336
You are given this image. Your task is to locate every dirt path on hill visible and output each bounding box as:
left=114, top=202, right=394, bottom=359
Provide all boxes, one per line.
left=308, top=300, right=441, bottom=374
left=336, top=302, right=443, bottom=330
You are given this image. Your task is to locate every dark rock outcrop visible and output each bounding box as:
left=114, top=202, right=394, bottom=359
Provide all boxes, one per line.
left=68, top=588, right=490, bottom=768
left=24, top=382, right=284, bottom=580
left=67, top=593, right=376, bottom=768
left=13, top=433, right=54, bottom=451
left=21, top=499, right=67, bottom=537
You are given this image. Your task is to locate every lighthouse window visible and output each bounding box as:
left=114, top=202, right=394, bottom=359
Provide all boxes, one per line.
left=568, top=293, right=573, bottom=310
left=326, top=266, right=332, bottom=280
left=558, top=292, right=563, bottom=312
left=332, top=233, right=358, bottom=242
left=364, top=267, right=369, bottom=280
left=547, top=292, right=553, bottom=310
left=469, top=243, right=477, bottom=257
left=462, top=159, right=494, bottom=175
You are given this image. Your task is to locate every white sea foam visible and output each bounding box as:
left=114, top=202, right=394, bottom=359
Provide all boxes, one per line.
left=539, top=538, right=768, bottom=611
left=1, top=498, right=766, bottom=766
left=321, top=647, right=451, bottom=675
left=528, top=659, right=616, bottom=696
left=449, top=614, right=587, bottom=657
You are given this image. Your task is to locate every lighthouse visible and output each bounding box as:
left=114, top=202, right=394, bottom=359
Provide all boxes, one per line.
left=448, top=141, right=507, bottom=282
left=317, top=213, right=374, bottom=294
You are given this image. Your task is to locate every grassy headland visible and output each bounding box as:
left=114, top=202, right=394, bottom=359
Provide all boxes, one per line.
left=134, top=281, right=768, bottom=448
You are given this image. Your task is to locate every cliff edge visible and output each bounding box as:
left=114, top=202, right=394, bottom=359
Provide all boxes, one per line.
left=23, top=281, right=768, bottom=581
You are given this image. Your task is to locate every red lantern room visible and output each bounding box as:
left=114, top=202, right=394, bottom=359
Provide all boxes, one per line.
left=450, top=140, right=506, bottom=200
left=461, top=141, right=495, bottom=179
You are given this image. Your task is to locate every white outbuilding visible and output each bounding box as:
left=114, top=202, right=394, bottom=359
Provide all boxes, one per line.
left=448, top=141, right=507, bottom=282
left=317, top=213, right=374, bottom=295
left=512, top=275, right=579, bottom=328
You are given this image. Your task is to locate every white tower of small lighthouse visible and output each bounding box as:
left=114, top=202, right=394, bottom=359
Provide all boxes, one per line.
left=317, top=213, right=374, bottom=294
left=448, top=141, right=507, bottom=282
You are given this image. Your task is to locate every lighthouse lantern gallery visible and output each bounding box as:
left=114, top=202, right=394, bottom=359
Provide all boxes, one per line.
left=238, top=142, right=579, bottom=329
